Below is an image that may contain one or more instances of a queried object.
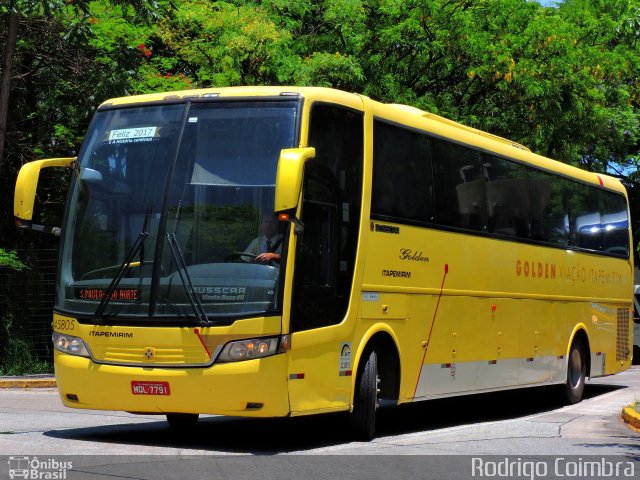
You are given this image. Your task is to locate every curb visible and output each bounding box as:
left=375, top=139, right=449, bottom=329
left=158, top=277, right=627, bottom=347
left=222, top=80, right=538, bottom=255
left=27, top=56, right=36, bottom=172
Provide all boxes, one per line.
left=621, top=405, right=640, bottom=432
left=0, top=376, right=57, bottom=389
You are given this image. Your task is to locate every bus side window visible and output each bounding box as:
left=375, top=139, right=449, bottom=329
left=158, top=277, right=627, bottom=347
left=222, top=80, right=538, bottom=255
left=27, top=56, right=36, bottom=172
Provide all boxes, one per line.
left=484, top=154, right=531, bottom=238
left=431, top=139, right=486, bottom=231
left=371, top=120, right=434, bottom=223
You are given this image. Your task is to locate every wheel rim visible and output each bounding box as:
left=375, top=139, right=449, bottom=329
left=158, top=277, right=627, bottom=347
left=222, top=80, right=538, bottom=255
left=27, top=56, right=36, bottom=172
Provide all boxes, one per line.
left=568, top=347, right=583, bottom=389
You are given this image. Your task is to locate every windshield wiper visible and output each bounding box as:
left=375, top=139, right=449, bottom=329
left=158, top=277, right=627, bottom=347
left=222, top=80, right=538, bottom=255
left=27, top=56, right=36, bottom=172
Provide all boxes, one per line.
left=94, top=204, right=152, bottom=323
left=165, top=232, right=211, bottom=327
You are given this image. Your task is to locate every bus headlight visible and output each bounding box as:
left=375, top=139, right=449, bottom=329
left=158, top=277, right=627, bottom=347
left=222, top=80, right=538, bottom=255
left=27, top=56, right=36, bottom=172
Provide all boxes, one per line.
left=53, top=332, right=91, bottom=358
left=216, top=336, right=280, bottom=363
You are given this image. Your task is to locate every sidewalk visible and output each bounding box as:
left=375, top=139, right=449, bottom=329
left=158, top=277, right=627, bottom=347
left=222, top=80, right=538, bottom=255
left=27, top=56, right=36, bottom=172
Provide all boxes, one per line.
left=0, top=374, right=56, bottom=388
left=621, top=403, right=640, bottom=431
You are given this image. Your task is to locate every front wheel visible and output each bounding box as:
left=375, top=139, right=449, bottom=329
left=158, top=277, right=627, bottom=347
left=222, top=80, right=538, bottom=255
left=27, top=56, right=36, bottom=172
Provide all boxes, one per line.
left=562, top=341, right=586, bottom=404
left=349, top=350, right=379, bottom=440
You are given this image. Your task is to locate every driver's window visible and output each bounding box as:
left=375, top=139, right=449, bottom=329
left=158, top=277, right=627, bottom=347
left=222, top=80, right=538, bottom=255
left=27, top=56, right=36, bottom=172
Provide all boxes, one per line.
left=290, top=102, right=363, bottom=332
left=291, top=198, right=338, bottom=331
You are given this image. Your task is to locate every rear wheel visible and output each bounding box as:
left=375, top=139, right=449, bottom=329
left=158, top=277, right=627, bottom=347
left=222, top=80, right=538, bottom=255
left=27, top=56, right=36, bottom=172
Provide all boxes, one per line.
left=349, top=350, right=379, bottom=440
left=166, top=413, right=199, bottom=432
left=563, top=341, right=586, bottom=404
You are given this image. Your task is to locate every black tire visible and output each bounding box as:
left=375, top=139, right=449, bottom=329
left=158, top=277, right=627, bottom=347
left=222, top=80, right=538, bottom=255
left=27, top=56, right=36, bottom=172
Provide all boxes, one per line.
left=349, top=350, right=379, bottom=441
left=166, top=413, right=199, bottom=432
left=563, top=341, right=586, bottom=404
left=633, top=346, right=640, bottom=366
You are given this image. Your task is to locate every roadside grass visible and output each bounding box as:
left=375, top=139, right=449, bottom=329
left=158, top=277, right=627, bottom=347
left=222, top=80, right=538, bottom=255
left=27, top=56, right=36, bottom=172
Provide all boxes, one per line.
left=0, top=337, right=53, bottom=376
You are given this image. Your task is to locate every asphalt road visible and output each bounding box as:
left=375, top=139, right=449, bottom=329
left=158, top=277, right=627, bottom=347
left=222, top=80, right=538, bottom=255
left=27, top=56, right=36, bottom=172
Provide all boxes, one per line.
left=0, top=367, right=638, bottom=479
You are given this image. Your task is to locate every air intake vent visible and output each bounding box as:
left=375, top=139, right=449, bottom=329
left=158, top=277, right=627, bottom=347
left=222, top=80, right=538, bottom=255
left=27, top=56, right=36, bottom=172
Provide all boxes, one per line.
left=616, top=307, right=630, bottom=361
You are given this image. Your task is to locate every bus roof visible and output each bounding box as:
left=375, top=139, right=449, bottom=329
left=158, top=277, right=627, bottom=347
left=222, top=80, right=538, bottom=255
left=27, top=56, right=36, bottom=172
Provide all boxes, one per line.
left=387, top=104, right=531, bottom=153
left=99, top=86, right=363, bottom=108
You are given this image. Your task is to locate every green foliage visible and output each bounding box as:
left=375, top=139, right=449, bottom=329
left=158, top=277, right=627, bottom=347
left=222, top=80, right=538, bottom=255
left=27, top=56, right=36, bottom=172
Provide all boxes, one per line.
left=141, top=0, right=295, bottom=88
left=0, top=252, right=55, bottom=375
left=4, top=0, right=639, bottom=174
left=296, top=52, right=364, bottom=88
left=347, top=0, right=640, bottom=173
left=178, top=204, right=260, bottom=258
left=1, top=0, right=76, bottom=16
left=0, top=337, right=52, bottom=376
left=0, top=248, right=27, bottom=271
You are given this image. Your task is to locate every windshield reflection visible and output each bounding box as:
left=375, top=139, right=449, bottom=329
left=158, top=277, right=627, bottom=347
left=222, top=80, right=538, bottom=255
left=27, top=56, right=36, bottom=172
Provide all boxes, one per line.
left=58, top=99, right=299, bottom=323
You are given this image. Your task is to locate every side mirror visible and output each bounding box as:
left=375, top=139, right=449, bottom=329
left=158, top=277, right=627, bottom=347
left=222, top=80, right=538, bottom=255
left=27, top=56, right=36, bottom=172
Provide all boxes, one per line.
left=274, top=147, right=315, bottom=213
left=14, top=157, right=75, bottom=235
left=78, top=167, right=103, bottom=182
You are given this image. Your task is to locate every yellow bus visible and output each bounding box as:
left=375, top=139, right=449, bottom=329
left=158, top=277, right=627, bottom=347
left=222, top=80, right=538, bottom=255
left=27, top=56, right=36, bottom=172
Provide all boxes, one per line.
left=14, top=86, right=633, bottom=440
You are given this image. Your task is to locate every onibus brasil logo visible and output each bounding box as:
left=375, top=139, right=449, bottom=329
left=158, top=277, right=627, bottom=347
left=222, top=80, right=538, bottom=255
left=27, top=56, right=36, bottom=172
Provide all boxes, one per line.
left=8, top=456, right=72, bottom=479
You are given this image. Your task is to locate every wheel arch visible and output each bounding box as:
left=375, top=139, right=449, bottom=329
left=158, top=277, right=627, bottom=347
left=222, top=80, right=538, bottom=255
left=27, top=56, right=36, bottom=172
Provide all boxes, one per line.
left=568, top=325, right=591, bottom=378
left=351, top=326, right=401, bottom=403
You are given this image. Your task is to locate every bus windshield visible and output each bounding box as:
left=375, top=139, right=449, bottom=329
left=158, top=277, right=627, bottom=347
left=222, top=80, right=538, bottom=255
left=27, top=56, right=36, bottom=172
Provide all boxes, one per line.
left=57, top=99, right=299, bottom=323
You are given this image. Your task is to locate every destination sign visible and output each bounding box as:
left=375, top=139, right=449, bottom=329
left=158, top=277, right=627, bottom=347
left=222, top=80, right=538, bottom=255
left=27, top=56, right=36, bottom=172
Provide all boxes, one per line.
left=75, top=288, right=141, bottom=301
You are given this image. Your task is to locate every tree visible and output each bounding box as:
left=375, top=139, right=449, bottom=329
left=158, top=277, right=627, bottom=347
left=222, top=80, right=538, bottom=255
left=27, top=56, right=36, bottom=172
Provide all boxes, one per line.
left=0, top=1, right=68, bottom=171
left=0, top=10, right=17, bottom=172
left=133, top=0, right=296, bottom=91
left=0, top=0, right=164, bottom=245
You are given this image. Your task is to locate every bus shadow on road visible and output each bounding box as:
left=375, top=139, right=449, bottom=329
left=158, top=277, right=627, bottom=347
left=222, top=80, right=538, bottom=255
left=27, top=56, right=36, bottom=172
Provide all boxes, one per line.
left=375, top=383, right=624, bottom=437
left=43, top=383, right=625, bottom=453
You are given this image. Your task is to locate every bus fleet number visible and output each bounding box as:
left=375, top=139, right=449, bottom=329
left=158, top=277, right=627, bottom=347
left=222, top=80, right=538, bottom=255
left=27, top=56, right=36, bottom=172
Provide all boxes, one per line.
left=53, top=318, right=75, bottom=331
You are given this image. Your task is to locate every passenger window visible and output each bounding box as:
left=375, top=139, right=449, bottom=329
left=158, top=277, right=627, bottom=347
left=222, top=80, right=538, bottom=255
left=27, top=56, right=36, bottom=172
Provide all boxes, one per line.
left=372, top=121, right=434, bottom=223
left=484, top=155, right=531, bottom=238
left=432, top=139, right=486, bottom=231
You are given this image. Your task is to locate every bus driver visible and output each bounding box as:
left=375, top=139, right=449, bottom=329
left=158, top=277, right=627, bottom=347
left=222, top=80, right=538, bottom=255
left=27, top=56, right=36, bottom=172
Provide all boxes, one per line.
left=244, top=213, right=283, bottom=264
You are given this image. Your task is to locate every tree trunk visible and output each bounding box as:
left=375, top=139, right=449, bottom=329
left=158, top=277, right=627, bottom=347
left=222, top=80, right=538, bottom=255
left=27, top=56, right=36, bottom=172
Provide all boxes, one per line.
left=0, top=12, right=19, bottom=170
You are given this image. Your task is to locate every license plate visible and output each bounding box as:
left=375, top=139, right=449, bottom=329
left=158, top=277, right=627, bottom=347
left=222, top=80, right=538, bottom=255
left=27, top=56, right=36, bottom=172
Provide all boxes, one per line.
left=131, top=381, right=170, bottom=395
